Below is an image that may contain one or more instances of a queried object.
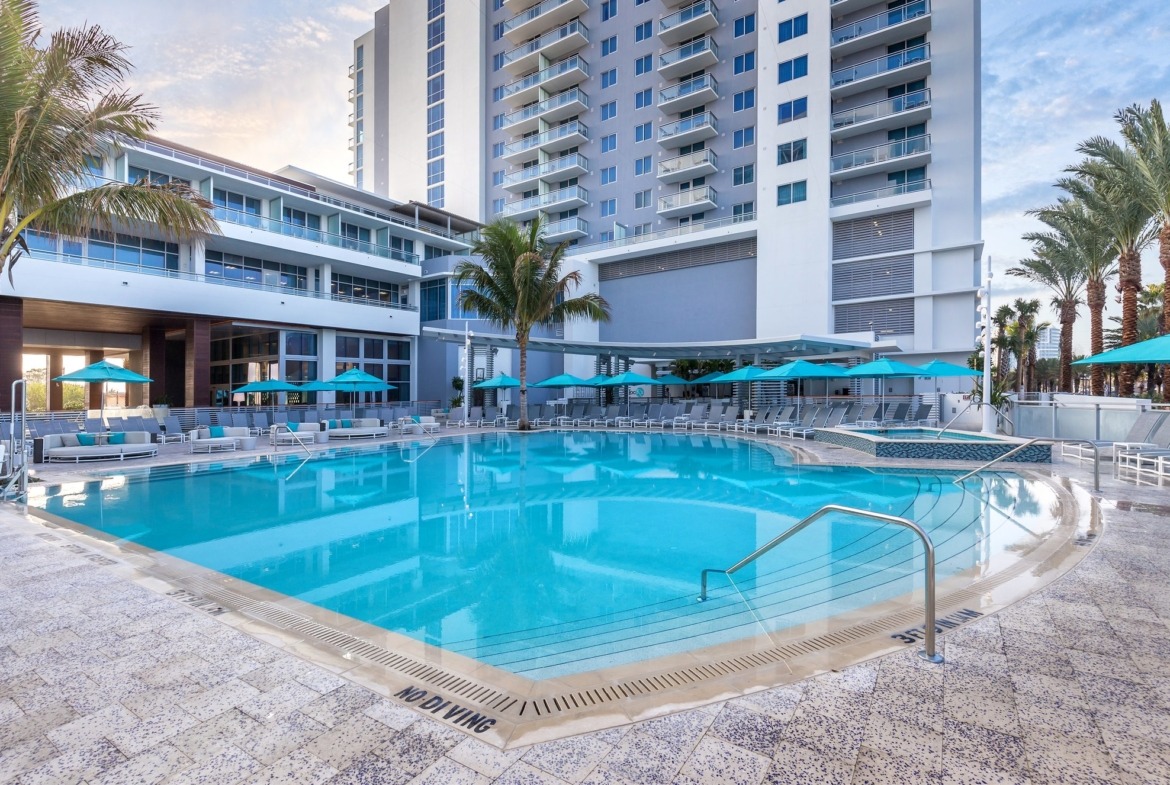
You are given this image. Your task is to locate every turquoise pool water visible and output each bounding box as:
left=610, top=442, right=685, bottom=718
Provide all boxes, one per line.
left=30, top=431, right=1059, bottom=678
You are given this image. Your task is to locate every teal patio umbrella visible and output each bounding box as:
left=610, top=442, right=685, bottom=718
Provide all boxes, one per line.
left=54, top=359, right=152, bottom=425
left=915, top=359, right=982, bottom=378
left=1072, top=333, right=1170, bottom=365
left=531, top=373, right=590, bottom=388
left=598, top=371, right=663, bottom=414
left=690, top=371, right=727, bottom=384
left=711, top=365, right=767, bottom=410
left=655, top=373, right=691, bottom=385
left=296, top=380, right=337, bottom=392
left=760, top=360, right=849, bottom=414
left=473, top=374, right=521, bottom=389
left=328, top=367, right=396, bottom=391
left=233, top=379, right=302, bottom=393
left=847, top=358, right=926, bottom=411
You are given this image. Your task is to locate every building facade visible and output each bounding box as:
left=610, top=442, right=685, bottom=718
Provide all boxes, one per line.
left=353, top=0, right=983, bottom=379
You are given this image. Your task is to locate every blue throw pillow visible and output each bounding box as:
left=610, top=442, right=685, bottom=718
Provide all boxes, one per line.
left=287, top=422, right=299, bottom=432
left=411, top=415, right=421, bottom=423
left=209, top=426, right=225, bottom=438
left=109, top=432, right=126, bottom=445
left=342, top=419, right=352, bottom=428
left=77, top=433, right=96, bottom=446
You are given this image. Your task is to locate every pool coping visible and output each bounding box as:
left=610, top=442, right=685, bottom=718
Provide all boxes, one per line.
left=16, top=429, right=1100, bottom=749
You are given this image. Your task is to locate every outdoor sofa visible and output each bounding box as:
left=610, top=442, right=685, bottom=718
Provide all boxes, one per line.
left=42, top=431, right=157, bottom=463
left=322, top=417, right=389, bottom=440
left=270, top=422, right=323, bottom=446
left=189, top=426, right=257, bottom=452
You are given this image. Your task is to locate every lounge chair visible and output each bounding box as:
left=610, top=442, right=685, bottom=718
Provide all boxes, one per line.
left=734, top=407, right=770, bottom=433
left=881, top=403, right=911, bottom=426
left=1113, top=416, right=1170, bottom=471
left=648, top=404, right=678, bottom=429
left=160, top=415, right=187, bottom=443
left=496, top=405, right=520, bottom=428
left=1062, top=411, right=1164, bottom=462
left=911, top=403, right=937, bottom=427
left=743, top=408, right=781, bottom=435
left=844, top=404, right=880, bottom=428
left=785, top=407, right=839, bottom=440
left=84, top=417, right=105, bottom=434
left=593, top=404, right=622, bottom=427
left=575, top=405, right=603, bottom=426
left=532, top=404, right=558, bottom=427
left=719, top=406, right=743, bottom=431
left=616, top=403, right=646, bottom=428
left=557, top=404, right=585, bottom=427
left=462, top=406, right=486, bottom=428
left=776, top=407, right=820, bottom=438
left=691, top=404, right=727, bottom=431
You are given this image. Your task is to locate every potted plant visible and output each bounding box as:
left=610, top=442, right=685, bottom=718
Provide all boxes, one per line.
left=450, top=375, right=465, bottom=410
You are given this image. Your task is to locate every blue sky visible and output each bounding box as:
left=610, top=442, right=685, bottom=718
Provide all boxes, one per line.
left=37, top=0, right=1170, bottom=352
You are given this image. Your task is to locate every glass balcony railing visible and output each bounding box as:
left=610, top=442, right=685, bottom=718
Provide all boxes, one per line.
left=658, top=111, right=717, bottom=141
left=659, top=36, right=718, bottom=68
left=544, top=216, right=589, bottom=237
left=502, top=87, right=589, bottom=128
left=501, top=54, right=589, bottom=98
left=502, top=153, right=590, bottom=187
left=658, top=73, right=718, bottom=105
left=502, top=0, right=578, bottom=34
left=831, top=43, right=930, bottom=87
left=831, top=0, right=928, bottom=46
left=658, top=185, right=717, bottom=212
left=830, top=135, right=930, bottom=173
left=503, top=20, right=588, bottom=65
left=497, top=185, right=589, bottom=218
left=212, top=207, right=420, bottom=265
left=502, top=120, right=590, bottom=156
left=831, top=89, right=930, bottom=130
left=660, top=1, right=719, bottom=34
left=658, top=148, right=717, bottom=177
left=830, top=179, right=930, bottom=207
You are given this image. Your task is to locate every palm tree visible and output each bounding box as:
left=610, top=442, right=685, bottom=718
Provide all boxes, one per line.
left=454, top=217, right=610, bottom=430
left=1009, top=298, right=1043, bottom=393
left=992, top=304, right=1015, bottom=383
left=0, top=0, right=217, bottom=280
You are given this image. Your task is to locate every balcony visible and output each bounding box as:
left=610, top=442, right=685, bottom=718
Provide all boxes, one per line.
left=544, top=216, right=590, bottom=241
left=830, top=0, right=930, bottom=56
left=502, top=20, right=589, bottom=75
left=500, top=54, right=589, bottom=106
left=658, top=36, right=718, bottom=80
left=501, top=120, right=590, bottom=162
left=502, top=0, right=589, bottom=44
left=657, top=185, right=717, bottom=218
left=830, top=89, right=931, bottom=140
left=830, top=0, right=888, bottom=15
left=830, top=135, right=931, bottom=180
left=212, top=207, right=420, bottom=265
left=830, top=44, right=930, bottom=98
left=657, top=149, right=718, bottom=184
left=829, top=179, right=931, bottom=215
left=501, top=153, right=590, bottom=192
left=658, top=73, right=718, bottom=114
left=501, top=88, right=589, bottom=134
left=660, top=0, right=699, bottom=7
left=658, top=111, right=718, bottom=148
left=497, top=185, right=590, bottom=221
left=659, top=1, right=719, bottom=46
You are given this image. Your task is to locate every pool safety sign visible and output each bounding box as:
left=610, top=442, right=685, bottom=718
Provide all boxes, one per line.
left=890, top=608, right=983, bottom=644
left=393, top=686, right=497, bottom=734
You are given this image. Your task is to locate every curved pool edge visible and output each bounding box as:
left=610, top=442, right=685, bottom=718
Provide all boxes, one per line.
left=16, top=462, right=1100, bottom=750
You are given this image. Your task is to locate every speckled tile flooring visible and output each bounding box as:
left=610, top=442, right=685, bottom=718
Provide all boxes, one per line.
left=2, top=434, right=1169, bottom=784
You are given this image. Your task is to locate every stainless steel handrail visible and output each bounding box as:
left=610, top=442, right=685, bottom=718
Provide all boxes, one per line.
left=3, top=379, right=28, bottom=499
left=698, top=503, right=944, bottom=663
left=270, top=423, right=313, bottom=458
left=954, top=437, right=1100, bottom=492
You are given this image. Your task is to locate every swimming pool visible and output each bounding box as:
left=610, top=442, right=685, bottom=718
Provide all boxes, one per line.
left=817, top=426, right=1052, bottom=462
left=29, top=431, right=1066, bottom=682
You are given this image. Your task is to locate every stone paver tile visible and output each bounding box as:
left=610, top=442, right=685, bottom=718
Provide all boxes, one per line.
left=44, top=702, right=138, bottom=752
left=237, top=680, right=319, bottom=724
left=164, top=743, right=263, bottom=785
left=813, top=663, right=879, bottom=695
left=590, top=729, right=690, bottom=784
left=303, top=713, right=401, bottom=771
left=373, top=718, right=465, bottom=777
left=493, top=760, right=573, bottom=785
left=363, top=698, right=419, bottom=731
left=1098, top=726, right=1170, bottom=783
left=447, top=736, right=527, bottom=779
left=781, top=708, right=866, bottom=761
left=297, top=682, right=377, bottom=729
left=0, top=736, right=59, bottom=784
left=761, top=741, right=855, bottom=785
left=233, top=710, right=328, bottom=765
left=1091, top=704, right=1170, bottom=745
left=797, top=681, right=872, bottom=721
left=672, top=735, right=770, bottom=785
left=709, top=703, right=785, bottom=758
left=106, top=703, right=201, bottom=757
left=636, top=709, right=712, bottom=750
left=179, top=677, right=260, bottom=721
left=732, top=684, right=805, bottom=719
left=411, top=755, right=492, bottom=785
left=1021, top=733, right=1125, bottom=785
left=521, top=733, right=610, bottom=783
left=943, top=719, right=1026, bottom=775
left=0, top=697, right=22, bottom=724
left=328, top=751, right=411, bottom=785
left=120, top=683, right=204, bottom=721
left=12, top=737, right=126, bottom=785
left=0, top=702, right=77, bottom=749
left=241, top=748, right=338, bottom=785
left=87, top=742, right=193, bottom=785
left=1067, top=649, right=1147, bottom=685
left=864, top=709, right=943, bottom=764
left=850, top=744, right=942, bottom=785
left=168, top=708, right=262, bottom=763
left=1008, top=672, right=1088, bottom=711
left=940, top=754, right=1032, bottom=785
left=1076, top=672, right=1162, bottom=711
left=943, top=689, right=1019, bottom=736
left=1014, top=696, right=1098, bottom=740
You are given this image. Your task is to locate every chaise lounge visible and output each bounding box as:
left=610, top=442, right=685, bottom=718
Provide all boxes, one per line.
left=322, top=417, right=389, bottom=439
left=189, top=426, right=257, bottom=453
left=42, top=431, right=157, bottom=463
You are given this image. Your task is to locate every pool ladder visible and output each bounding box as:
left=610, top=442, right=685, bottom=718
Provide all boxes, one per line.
left=697, top=504, right=945, bottom=664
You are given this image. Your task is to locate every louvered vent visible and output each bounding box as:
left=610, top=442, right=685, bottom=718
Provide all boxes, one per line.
left=833, top=255, right=914, bottom=301
left=598, top=239, right=757, bottom=281
left=835, top=298, right=914, bottom=335
left=832, top=210, right=914, bottom=260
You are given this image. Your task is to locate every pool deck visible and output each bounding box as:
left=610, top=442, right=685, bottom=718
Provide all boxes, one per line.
left=2, top=427, right=1169, bottom=784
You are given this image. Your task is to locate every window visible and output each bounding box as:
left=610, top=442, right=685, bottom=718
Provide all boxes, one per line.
left=635, top=54, right=652, bottom=75
left=492, top=51, right=505, bottom=71
left=601, top=166, right=616, bottom=185
left=492, top=170, right=505, bottom=186
left=635, top=21, right=651, bottom=41
left=733, top=51, right=755, bottom=74
left=428, top=184, right=445, bottom=207
left=634, top=189, right=651, bottom=209
left=632, top=223, right=652, bottom=236
left=599, top=231, right=614, bottom=242
left=635, top=88, right=652, bottom=109
left=355, top=69, right=364, bottom=93
left=332, top=275, right=401, bottom=307
left=734, top=14, right=755, bottom=37
left=733, top=89, right=755, bottom=112
left=355, top=44, right=364, bottom=69
left=492, top=197, right=505, bottom=215
left=601, top=133, right=617, bottom=153
left=600, top=198, right=616, bottom=217
left=777, top=180, right=807, bottom=205
left=211, top=188, right=261, bottom=221
left=427, top=18, right=444, bottom=49
left=778, top=97, right=808, bottom=124
left=635, top=121, right=652, bottom=142
left=205, top=250, right=306, bottom=289
left=602, top=0, right=617, bottom=21
left=601, top=68, right=618, bottom=88
left=427, top=159, right=444, bottom=186
left=89, top=231, right=180, bottom=272
left=634, top=0, right=650, bottom=5
left=733, top=126, right=755, bottom=149
left=427, top=104, right=444, bottom=133
left=420, top=279, right=447, bottom=321
left=778, top=55, right=808, bottom=84
left=427, top=46, right=444, bottom=77
left=427, top=132, right=444, bottom=159
left=601, top=35, right=618, bottom=56
left=127, top=166, right=189, bottom=187
left=427, top=74, right=444, bottom=104
left=428, top=0, right=444, bottom=20
left=778, top=13, right=808, bottom=42
left=732, top=201, right=754, bottom=220
left=733, top=164, right=755, bottom=186
left=283, top=207, right=321, bottom=233
left=601, top=101, right=617, bottom=120
left=777, top=138, right=807, bottom=165
left=492, top=141, right=505, bottom=158
left=634, top=155, right=652, bottom=176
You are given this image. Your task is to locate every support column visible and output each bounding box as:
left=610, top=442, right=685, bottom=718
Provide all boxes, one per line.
left=126, top=350, right=145, bottom=407
left=0, top=297, right=23, bottom=412
left=184, top=318, right=211, bottom=408
left=87, top=350, right=103, bottom=410
left=140, top=326, right=167, bottom=406
left=48, top=352, right=65, bottom=411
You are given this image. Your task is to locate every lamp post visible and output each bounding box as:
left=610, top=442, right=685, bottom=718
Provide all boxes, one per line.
left=979, top=256, right=996, bottom=434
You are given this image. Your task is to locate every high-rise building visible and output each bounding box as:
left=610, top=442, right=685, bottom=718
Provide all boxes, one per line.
left=1036, top=326, right=1061, bottom=361
left=353, top=0, right=982, bottom=372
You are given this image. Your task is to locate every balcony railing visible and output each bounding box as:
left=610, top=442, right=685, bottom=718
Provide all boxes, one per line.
left=831, top=0, right=928, bottom=46
left=212, top=207, right=420, bottom=265
left=659, top=111, right=717, bottom=142
left=658, top=148, right=717, bottom=178
left=658, top=73, right=718, bottom=106
left=503, top=19, right=588, bottom=66
left=830, top=135, right=930, bottom=173
left=831, top=43, right=930, bottom=87
left=660, top=1, right=719, bottom=35
left=831, top=89, right=930, bottom=130
left=501, top=120, right=590, bottom=157
left=659, top=36, right=718, bottom=69
left=575, top=212, right=754, bottom=252
left=830, top=179, right=930, bottom=207
left=502, top=87, right=589, bottom=128
left=497, top=185, right=590, bottom=218
left=502, top=153, right=590, bottom=187
left=658, top=185, right=717, bottom=213
left=502, top=0, right=579, bottom=35
left=544, top=216, right=590, bottom=238
left=501, top=54, right=589, bottom=99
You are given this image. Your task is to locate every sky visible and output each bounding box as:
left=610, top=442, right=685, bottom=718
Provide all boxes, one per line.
left=35, top=0, right=1170, bottom=354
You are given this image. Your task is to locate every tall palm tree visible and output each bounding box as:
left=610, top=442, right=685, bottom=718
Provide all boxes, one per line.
left=1010, top=298, right=1043, bottom=393
left=0, top=0, right=217, bottom=280
left=992, top=304, right=1015, bottom=383
left=1025, top=197, right=1114, bottom=394
left=454, top=217, right=609, bottom=430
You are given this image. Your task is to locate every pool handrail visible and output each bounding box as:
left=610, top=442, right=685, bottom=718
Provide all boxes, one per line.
left=954, top=437, right=1100, bottom=492
left=698, top=503, right=944, bottom=663
left=271, top=422, right=313, bottom=458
